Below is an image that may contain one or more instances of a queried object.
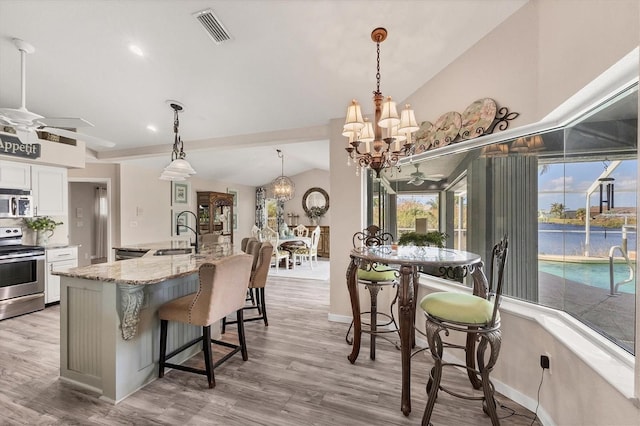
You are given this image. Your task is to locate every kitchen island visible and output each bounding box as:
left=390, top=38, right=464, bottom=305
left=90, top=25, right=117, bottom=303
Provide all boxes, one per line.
left=54, top=240, right=235, bottom=403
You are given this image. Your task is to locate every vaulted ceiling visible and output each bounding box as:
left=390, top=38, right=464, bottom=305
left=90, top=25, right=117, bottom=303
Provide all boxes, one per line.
left=0, top=0, right=528, bottom=185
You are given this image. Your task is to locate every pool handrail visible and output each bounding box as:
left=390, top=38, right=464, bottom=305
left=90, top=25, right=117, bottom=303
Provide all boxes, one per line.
left=608, top=224, right=636, bottom=296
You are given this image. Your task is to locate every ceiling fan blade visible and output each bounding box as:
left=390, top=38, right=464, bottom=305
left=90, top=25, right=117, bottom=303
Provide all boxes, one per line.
left=41, top=127, right=115, bottom=148
left=37, top=117, right=94, bottom=128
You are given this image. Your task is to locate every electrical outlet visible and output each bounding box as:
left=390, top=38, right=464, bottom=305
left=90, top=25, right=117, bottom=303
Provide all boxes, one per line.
left=540, top=354, right=550, bottom=370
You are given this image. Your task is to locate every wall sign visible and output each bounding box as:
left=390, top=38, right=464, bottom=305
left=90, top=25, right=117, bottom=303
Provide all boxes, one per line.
left=0, top=133, right=41, bottom=159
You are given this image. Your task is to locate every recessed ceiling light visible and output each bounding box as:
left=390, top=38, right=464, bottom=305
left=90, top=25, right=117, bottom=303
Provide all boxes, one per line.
left=129, top=44, right=144, bottom=57
left=146, top=124, right=157, bottom=132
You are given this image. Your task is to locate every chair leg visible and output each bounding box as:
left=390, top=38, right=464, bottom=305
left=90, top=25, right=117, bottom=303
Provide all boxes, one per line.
left=237, top=310, right=249, bottom=361
left=202, top=325, right=215, bottom=388
left=478, top=330, right=501, bottom=426
left=260, top=287, right=268, bottom=326
left=159, top=319, right=168, bottom=378
left=368, top=284, right=381, bottom=360
left=222, top=316, right=226, bottom=334
left=255, top=287, right=263, bottom=315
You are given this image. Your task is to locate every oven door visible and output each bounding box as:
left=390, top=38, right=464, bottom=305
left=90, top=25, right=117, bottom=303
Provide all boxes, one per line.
left=0, top=255, right=45, bottom=301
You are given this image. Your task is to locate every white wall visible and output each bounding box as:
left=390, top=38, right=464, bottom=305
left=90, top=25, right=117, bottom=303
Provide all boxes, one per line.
left=329, top=1, right=640, bottom=424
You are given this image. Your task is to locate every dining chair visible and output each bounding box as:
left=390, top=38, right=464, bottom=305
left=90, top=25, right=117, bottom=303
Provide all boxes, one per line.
left=419, top=235, right=508, bottom=426
left=224, top=241, right=274, bottom=330
left=292, top=226, right=320, bottom=269
left=158, top=253, right=253, bottom=389
left=293, top=224, right=309, bottom=237
left=345, top=225, right=400, bottom=360
left=262, top=226, right=289, bottom=271
left=250, top=225, right=261, bottom=240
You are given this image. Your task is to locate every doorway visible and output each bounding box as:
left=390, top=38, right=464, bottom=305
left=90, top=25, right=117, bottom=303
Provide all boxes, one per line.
left=68, top=179, right=112, bottom=266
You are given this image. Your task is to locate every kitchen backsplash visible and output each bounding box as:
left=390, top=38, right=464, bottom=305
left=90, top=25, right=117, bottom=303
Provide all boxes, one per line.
left=0, top=216, right=69, bottom=247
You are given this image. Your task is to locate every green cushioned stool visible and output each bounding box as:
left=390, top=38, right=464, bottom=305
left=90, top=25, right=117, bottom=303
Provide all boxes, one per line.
left=420, top=236, right=508, bottom=426
left=345, top=225, right=400, bottom=361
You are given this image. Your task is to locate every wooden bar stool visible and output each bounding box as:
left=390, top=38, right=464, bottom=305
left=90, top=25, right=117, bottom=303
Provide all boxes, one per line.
left=158, top=253, right=253, bottom=388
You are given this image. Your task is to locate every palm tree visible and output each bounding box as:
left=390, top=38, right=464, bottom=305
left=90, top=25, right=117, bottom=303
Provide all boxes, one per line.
left=550, top=202, right=566, bottom=218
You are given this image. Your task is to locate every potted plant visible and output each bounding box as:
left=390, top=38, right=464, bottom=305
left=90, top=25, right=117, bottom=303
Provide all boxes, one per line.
left=398, top=231, right=447, bottom=248
left=23, top=216, right=63, bottom=246
left=305, top=206, right=326, bottom=226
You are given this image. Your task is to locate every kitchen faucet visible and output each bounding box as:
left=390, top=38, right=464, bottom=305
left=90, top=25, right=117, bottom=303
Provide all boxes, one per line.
left=176, top=210, right=199, bottom=254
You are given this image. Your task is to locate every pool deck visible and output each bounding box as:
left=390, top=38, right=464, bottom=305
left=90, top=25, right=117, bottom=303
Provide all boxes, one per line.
left=538, top=270, right=635, bottom=353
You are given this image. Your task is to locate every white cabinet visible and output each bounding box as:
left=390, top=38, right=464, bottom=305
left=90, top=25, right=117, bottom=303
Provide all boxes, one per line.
left=0, top=160, right=31, bottom=190
left=46, top=246, right=78, bottom=304
left=32, top=165, right=68, bottom=216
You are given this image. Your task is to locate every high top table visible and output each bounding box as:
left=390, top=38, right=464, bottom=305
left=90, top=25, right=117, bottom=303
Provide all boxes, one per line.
left=346, top=245, right=486, bottom=416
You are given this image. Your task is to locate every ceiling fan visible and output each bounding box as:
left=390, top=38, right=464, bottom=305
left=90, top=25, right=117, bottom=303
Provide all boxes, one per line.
left=0, top=38, right=115, bottom=148
left=407, top=163, right=444, bottom=186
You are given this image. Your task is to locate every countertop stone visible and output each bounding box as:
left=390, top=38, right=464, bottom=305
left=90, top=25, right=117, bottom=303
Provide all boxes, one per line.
left=55, top=241, right=237, bottom=285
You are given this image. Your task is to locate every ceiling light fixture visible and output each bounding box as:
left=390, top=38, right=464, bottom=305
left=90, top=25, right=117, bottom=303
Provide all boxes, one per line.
left=343, top=27, right=420, bottom=178
left=159, top=101, right=196, bottom=181
left=270, top=149, right=295, bottom=202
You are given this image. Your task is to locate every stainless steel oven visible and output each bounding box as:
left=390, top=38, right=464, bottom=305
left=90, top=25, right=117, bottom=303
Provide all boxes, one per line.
left=0, top=227, right=45, bottom=320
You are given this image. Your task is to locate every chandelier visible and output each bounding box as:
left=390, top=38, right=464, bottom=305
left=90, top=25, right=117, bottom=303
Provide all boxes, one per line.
left=343, top=27, right=420, bottom=178
left=159, top=101, right=196, bottom=181
left=270, top=149, right=295, bottom=202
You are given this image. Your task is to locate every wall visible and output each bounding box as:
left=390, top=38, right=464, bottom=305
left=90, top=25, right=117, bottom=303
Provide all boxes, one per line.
left=329, top=0, right=640, bottom=424
left=280, top=168, right=331, bottom=227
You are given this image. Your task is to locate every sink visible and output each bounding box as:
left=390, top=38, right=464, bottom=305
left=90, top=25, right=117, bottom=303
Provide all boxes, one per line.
left=153, top=248, right=193, bottom=256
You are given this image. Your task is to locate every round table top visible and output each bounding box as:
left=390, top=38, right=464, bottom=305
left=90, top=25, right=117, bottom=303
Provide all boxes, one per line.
left=351, top=245, right=481, bottom=267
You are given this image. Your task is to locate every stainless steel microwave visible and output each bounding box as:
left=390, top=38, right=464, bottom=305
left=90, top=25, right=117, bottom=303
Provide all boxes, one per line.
left=0, top=190, right=33, bottom=218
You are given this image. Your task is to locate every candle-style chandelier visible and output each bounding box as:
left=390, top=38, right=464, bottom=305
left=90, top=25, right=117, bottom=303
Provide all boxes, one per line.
left=159, top=101, right=196, bottom=181
left=343, top=27, right=419, bottom=178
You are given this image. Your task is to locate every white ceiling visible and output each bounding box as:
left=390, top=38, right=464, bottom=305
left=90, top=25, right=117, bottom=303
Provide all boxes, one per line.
left=0, top=0, right=527, bottom=186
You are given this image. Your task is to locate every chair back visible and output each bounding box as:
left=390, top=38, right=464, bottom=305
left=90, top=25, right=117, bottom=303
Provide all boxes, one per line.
left=262, top=227, right=281, bottom=253
left=189, top=253, right=253, bottom=326
left=241, top=236, right=259, bottom=253
left=251, top=225, right=261, bottom=240
left=245, top=238, right=261, bottom=270
left=352, top=225, right=394, bottom=248
left=293, top=224, right=309, bottom=237
left=487, top=234, right=509, bottom=327
left=310, top=226, right=321, bottom=251
left=248, top=242, right=274, bottom=289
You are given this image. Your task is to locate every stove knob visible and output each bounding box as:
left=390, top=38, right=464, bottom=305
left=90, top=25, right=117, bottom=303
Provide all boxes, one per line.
left=4, top=229, right=11, bottom=233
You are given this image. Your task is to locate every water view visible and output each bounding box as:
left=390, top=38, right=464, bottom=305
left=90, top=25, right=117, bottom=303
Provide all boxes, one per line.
left=538, top=223, right=636, bottom=256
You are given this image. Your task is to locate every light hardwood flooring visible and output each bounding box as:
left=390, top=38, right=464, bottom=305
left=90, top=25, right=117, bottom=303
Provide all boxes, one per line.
left=0, top=276, right=539, bottom=425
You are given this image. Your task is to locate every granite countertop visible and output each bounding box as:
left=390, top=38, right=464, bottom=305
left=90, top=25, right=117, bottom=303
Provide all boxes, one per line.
left=112, top=240, right=193, bottom=252
left=55, top=241, right=237, bottom=285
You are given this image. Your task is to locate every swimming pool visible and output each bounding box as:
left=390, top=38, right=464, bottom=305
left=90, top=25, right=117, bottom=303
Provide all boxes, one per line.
left=538, top=260, right=636, bottom=294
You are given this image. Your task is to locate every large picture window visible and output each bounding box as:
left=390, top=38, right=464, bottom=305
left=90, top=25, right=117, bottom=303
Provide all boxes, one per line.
left=372, top=83, right=638, bottom=354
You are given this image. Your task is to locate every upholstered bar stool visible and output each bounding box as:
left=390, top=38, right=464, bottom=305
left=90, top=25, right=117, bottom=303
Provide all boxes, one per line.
left=225, top=241, right=274, bottom=329
left=345, top=225, right=400, bottom=360
left=158, top=253, right=253, bottom=388
left=419, top=236, right=508, bottom=426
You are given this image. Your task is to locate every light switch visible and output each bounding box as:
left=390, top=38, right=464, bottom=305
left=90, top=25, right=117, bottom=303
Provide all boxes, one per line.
left=130, top=221, right=138, bottom=227
left=76, top=221, right=83, bottom=227
left=136, top=207, right=144, bottom=216
left=76, top=207, right=83, bottom=218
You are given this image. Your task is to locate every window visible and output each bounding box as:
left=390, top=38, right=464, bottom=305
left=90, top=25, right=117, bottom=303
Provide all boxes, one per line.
left=373, top=83, right=638, bottom=354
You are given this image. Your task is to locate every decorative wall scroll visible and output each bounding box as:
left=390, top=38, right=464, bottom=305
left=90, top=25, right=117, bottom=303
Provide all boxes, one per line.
left=411, top=98, right=519, bottom=155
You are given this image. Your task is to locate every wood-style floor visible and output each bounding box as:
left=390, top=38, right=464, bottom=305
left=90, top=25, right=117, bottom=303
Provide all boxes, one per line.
left=0, top=276, right=539, bottom=425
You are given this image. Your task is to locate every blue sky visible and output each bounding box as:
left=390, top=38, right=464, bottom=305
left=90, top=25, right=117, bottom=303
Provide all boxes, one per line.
left=538, top=160, right=637, bottom=211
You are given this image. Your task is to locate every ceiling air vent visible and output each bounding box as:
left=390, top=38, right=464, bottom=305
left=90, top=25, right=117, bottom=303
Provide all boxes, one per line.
left=193, top=9, right=232, bottom=45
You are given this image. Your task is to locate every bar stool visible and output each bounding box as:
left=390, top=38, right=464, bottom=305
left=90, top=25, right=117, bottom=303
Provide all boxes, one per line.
left=224, top=241, right=274, bottom=329
left=158, top=253, right=253, bottom=388
left=419, top=236, right=508, bottom=425
left=345, top=225, right=400, bottom=360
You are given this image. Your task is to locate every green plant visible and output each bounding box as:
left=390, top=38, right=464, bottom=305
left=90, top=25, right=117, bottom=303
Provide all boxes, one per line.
left=398, top=231, right=447, bottom=248
left=23, top=216, right=63, bottom=232
left=306, top=206, right=326, bottom=219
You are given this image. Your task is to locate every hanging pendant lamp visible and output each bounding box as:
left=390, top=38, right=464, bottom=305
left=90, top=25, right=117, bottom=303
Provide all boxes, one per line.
left=159, top=101, right=196, bottom=181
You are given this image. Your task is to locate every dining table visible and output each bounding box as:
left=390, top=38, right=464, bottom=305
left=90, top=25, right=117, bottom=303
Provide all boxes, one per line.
left=278, top=235, right=312, bottom=268
left=346, top=245, right=487, bottom=416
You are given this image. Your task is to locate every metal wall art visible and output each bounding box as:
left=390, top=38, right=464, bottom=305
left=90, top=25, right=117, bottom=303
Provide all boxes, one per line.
left=412, top=98, right=519, bottom=155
